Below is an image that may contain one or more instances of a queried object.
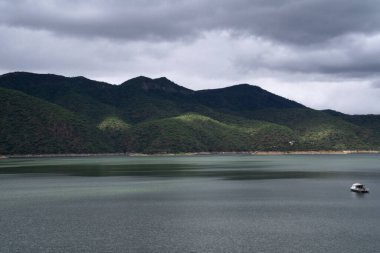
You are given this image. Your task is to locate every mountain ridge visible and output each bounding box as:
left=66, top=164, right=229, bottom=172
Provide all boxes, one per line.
left=0, top=71, right=379, bottom=154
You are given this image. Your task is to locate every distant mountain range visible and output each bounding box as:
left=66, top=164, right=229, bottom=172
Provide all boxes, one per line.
left=1, top=72, right=380, bottom=154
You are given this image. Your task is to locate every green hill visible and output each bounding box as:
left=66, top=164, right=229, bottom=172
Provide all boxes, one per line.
left=0, top=87, right=114, bottom=154
left=125, top=113, right=296, bottom=153
left=0, top=71, right=379, bottom=154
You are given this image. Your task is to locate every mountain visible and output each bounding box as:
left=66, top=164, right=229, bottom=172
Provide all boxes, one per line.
left=0, top=71, right=379, bottom=154
left=195, top=84, right=305, bottom=115
left=121, top=76, right=193, bottom=94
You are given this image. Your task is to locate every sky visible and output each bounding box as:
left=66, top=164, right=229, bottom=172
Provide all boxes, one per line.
left=1, top=0, right=380, bottom=114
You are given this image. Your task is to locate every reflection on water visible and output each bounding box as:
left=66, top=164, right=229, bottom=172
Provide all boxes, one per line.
left=1, top=154, right=380, bottom=180
left=351, top=192, right=369, bottom=199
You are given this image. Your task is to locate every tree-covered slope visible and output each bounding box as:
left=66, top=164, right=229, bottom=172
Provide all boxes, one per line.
left=194, top=84, right=305, bottom=117
left=0, top=71, right=379, bottom=154
left=249, top=108, right=372, bottom=150
left=0, top=72, right=123, bottom=123
left=0, top=87, right=114, bottom=154
left=323, top=110, right=380, bottom=147
left=125, top=113, right=297, bottom=153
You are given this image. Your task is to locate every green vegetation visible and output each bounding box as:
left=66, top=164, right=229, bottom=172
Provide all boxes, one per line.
left=98, top=116, right=130, bottom=152
left=98, top=116, right=130, bottom=131
left=0, top=72, right=379, bottom=154
left=0, top=87, right=114, bottom=154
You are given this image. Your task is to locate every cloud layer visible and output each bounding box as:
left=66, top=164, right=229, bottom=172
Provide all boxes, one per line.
left=1, top=0, right=380, bottom=114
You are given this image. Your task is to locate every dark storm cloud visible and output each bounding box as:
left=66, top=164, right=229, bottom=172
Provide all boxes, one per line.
left=1, top=0, right=380, bottom=113
left=231, top=31, right=380, bottom=79
left=1, top=0, right=380, bottom=44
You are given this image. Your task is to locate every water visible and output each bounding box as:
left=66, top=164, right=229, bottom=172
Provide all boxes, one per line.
left=0, top=155, right=379, bottom=252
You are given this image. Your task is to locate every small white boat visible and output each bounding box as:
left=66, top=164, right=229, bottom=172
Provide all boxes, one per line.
left=350, top=183, right=369, bottom=193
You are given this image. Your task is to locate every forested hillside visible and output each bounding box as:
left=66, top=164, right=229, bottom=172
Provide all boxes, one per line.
left=0, top=72, right=378, bottom=154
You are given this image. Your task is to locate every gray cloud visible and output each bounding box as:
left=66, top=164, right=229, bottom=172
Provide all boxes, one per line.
left=372, top=80, right=380, bottom=89
left=1, top=0, right=380, bottom=114
left=235, top=33, right=380, bottom=78
left=1, top=0, right=380, bottom=44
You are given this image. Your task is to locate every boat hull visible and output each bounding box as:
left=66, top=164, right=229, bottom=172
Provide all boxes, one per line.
left=350, top=189, right=369, bottom=193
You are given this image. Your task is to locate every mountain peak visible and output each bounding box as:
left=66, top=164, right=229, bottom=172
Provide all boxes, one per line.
left=195, top=83, right=304, bottom=111
left=232, top=83, right=251, bottom=87
left=121, top=76, right=193, bottom=94
left=0, top=71, right=65, bottom=80
left=126, top=76, right=152, bottom=82
left=154, top=77, right=170, bottom=81
left=227, top=83, right=263, bottom=90
left=72, top=75, right=88, bottom=80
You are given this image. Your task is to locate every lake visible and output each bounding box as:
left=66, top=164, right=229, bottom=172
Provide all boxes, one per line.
left=0, top=154, right=379, bottom=252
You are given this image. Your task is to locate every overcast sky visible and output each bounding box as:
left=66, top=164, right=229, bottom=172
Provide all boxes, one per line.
left=1, top=0, right=380, bottom=114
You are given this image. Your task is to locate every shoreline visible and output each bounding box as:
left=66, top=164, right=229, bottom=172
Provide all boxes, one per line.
left=1, top=150, right=379, bottom=159
left=252, top=150, right=380, bottom=155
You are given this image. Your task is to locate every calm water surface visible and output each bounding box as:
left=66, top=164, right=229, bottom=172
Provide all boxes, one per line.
left=0, top=155, right=379, bottom=252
